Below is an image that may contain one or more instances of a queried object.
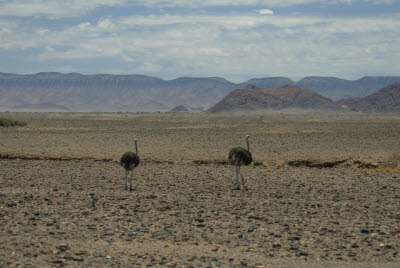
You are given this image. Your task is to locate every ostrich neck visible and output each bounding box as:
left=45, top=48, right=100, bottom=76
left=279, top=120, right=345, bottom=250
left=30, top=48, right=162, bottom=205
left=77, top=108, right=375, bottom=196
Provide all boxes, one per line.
left=135, top=141, right=138, bottom=155
left=246, top=138, right=250, bottom=152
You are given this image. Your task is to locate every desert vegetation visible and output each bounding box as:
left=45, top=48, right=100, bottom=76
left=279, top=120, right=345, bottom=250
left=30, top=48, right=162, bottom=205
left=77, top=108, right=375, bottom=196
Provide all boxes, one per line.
left=0, top=117, right=26, bottom=127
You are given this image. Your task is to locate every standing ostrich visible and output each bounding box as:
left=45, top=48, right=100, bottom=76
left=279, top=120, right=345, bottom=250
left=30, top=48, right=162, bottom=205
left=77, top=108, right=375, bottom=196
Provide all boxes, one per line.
left=229, top=135, right=253, bottom=190
left=120, top=139, right=140, bottom=191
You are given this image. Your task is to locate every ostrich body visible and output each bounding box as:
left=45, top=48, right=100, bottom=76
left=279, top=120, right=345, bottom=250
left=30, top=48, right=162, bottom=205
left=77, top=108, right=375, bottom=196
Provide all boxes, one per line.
left=229, top=135, right=252, bottom=190
left=120, top=139, right=140, bottom=191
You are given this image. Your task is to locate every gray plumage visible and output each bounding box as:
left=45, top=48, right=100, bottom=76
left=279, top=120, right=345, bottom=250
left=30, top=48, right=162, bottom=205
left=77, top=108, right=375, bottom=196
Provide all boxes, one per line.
left=120, top=139, right=140, bottom=191
left=120, top=152, right=139, bottom=170
left=229, top=135, right=252, bottom=190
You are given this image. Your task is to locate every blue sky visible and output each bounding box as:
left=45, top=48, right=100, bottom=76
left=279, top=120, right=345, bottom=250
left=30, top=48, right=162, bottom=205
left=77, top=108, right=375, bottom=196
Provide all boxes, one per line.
left=0, top=0, right=399, bottom=82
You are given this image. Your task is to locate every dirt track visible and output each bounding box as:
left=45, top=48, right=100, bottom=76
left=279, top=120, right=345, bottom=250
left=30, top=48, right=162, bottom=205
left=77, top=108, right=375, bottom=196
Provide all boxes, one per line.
left=0, top=113, right=400, bottom=267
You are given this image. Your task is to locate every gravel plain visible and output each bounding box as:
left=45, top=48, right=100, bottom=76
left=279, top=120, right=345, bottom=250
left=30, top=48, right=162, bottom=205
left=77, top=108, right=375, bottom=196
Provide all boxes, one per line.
left=0, top=112, right=399, bottom=267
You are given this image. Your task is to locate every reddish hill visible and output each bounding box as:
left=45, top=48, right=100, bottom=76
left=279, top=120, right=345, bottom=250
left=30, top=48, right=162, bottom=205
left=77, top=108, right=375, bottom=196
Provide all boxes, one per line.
left=208, top=85, right=341, bottom=113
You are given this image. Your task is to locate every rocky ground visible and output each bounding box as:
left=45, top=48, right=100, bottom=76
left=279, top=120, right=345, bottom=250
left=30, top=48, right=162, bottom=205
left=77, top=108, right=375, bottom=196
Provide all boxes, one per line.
left=0, top=113, right=400, bottom=267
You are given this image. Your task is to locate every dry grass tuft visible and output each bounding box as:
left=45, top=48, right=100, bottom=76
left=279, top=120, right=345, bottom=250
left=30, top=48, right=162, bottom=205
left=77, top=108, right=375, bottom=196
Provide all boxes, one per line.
left=362, top=154, right=400, bottom=173
left=276, top=162, right=284, bottom=169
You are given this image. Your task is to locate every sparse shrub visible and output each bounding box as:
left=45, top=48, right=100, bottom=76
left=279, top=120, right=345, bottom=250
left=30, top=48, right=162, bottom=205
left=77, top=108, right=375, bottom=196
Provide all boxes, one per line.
left=262, top=161, right=269, bottom=167
left=0, top=118, right=27, bottom=127
left=372, top=154, right=400, bottom=173
left=387, top=153, right=400, bottom=169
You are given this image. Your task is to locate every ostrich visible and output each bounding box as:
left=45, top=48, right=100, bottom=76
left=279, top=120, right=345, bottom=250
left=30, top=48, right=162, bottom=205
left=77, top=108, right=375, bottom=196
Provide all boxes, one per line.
left=229, top=135, right=253, bottom=190
left=120, top=139, right=140, bottom=191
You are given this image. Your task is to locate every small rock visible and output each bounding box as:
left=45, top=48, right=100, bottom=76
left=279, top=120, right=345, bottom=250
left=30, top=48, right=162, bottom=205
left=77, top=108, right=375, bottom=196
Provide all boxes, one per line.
left=248, top=227, right=256, bottom=232
left=360, top=229, right=370, bottom=234
left=211, top=246, right=219, bottom=251
left=186, top=209, right=194, bottom=215
left=58, top=244, right=69, bottom=251
left=272, top=243, right=282, bottom=248
left=106, top=255, right=112, bottom=259
left=290, top=243, right=299, bottom=250
left=195, top=217, right=204, bottom=223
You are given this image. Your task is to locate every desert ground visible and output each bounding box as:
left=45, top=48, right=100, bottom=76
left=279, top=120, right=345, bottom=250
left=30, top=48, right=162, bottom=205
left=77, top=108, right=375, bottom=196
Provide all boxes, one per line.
left=0, top=112, right=399, bottom=267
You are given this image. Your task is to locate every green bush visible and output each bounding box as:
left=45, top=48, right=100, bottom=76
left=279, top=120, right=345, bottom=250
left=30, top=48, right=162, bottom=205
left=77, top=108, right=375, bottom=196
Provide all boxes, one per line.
left=0, top=118, right=27, bottom=127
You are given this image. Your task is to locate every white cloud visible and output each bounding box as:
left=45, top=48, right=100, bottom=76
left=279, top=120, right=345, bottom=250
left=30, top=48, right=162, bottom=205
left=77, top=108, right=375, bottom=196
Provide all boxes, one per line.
left=0, top=7, right=399, bottom=80
left=258, top=9, right=274, bottom=15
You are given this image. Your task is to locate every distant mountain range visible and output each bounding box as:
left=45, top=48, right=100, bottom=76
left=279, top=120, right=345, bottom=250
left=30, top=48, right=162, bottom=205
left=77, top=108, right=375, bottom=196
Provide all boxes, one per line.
left=337, top=83, right=400, bottom=113
left=0, top=72, right=399, bottom=112
left=13, top=102, right=70, bottom=111
left=209, top=85, right=341, bottom=113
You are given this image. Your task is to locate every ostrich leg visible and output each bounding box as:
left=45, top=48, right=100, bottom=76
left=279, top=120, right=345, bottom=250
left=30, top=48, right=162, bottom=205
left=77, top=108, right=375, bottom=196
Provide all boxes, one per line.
left=234, top=166, right=240, bottom=190
left=240, top=171, right=247, bottom=190
left=124, top=170, right=129, bottom=190
left=129, top=170, right=134, bottom=191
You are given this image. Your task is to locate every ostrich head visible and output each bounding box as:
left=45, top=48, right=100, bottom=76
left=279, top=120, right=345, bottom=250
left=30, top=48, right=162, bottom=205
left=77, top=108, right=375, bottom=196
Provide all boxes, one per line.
left=245, top=135, right=250, bottom=152
left=134, top=139, right=138, bottom=155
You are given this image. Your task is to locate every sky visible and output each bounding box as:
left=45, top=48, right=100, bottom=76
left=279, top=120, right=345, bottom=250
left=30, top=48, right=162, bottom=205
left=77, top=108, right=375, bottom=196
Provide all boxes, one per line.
left=0, top=0, right=399, bottom=82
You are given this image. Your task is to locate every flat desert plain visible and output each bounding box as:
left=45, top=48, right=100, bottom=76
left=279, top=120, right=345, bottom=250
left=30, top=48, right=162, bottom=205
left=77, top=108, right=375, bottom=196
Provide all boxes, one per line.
left=0, top=112, right=399, bottom=267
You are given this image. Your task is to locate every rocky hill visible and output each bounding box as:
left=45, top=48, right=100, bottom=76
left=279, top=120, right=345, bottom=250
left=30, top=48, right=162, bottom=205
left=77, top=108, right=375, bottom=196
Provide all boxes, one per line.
left=208, top=85, right=341, bottom=113
left=238, top=77, right=295, bottom=88
left=337, top=83, right=400, bottom=113
left=1, top=72, right=399, bottom=112
left=169, top=105, right=205, bottom=113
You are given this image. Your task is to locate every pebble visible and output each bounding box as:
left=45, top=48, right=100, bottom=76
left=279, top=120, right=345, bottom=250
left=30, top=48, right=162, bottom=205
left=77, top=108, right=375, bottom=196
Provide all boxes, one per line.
left=58, top=244, right=69, bottom=251
left=273, top=243, right=282, bottom=248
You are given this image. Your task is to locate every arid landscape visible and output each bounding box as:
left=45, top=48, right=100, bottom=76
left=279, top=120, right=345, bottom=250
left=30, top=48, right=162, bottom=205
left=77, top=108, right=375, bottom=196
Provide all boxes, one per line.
left=1, top=112, right=400, bottom=267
